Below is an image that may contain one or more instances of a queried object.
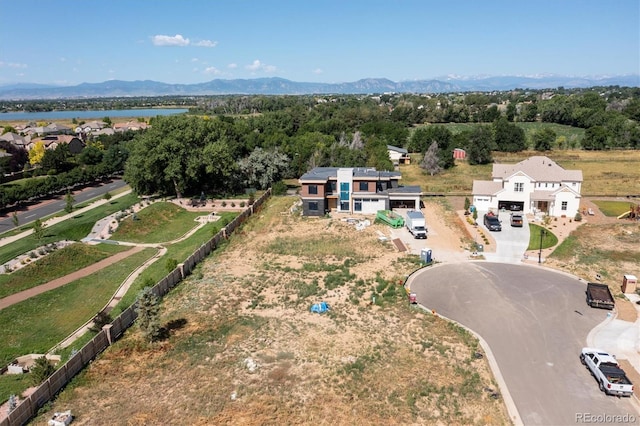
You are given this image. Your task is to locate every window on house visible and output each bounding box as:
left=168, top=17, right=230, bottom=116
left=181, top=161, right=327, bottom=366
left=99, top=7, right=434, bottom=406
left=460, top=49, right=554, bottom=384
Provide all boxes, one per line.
left=545, top=183, right=548, bottom=188
left=354, top=199, right=362, bottom=211
left=340, top=201, right=349, bottom=211
left=330, top=181, right=336, bottom=192
left=514, top=182, right=524, bottom=192
left=308, top=185, right=318, bottom=195
left=359, top=181, right=368, bottom=191
left=561, top=201, right=567, bottom=211
left=309, top=201, right=318, bottom=211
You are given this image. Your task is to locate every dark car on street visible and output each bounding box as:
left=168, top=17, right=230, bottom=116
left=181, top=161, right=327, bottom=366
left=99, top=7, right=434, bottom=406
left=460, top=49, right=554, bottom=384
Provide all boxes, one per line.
left=484, top=214, right=502, bottom=231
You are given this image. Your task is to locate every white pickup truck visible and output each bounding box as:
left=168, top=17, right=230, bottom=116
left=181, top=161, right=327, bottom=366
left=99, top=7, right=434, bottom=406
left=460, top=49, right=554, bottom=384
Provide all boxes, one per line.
left=580, top=348, right=634, bottom=397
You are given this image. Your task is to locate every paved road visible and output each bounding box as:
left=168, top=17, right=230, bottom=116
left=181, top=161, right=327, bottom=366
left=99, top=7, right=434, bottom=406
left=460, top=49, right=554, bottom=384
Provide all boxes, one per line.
left=410, top=262, right=638, bottom=425
left=0, top=178, right=127, bottom=233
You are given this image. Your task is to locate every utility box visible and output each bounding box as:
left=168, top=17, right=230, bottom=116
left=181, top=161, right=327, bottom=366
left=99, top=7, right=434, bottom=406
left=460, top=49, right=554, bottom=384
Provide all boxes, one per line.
left=622, top=275, right=637, bottom=293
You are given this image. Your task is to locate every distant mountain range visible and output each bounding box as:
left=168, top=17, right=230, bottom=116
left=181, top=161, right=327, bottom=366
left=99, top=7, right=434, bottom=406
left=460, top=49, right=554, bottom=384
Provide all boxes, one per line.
left=0, top=75, right=638, bottom=100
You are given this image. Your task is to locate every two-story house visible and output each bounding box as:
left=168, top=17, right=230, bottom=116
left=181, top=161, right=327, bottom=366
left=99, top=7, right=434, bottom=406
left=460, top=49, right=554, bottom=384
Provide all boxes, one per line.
left=299, top=167, right=423, bottom=216
left=472, top=156, right=582, bottom=217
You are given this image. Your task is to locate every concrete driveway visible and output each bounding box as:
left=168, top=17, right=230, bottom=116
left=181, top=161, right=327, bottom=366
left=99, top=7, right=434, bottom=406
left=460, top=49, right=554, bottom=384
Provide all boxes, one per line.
left=479, top=210, right=531, bottom=263
left=408, top=262, right=639, bottom=425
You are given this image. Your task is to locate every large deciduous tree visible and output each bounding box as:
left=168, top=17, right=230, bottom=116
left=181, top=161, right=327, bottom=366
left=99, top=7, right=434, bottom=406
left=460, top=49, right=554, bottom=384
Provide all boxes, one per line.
left=124, top=115, right=239, bottom=197
left=493, top=117, right=526, bottom=152
left=238, top=147, right=290, bottom=190
left=532, top=128, right=556, bottom=151
left=467, top=126, right=493, bottom=165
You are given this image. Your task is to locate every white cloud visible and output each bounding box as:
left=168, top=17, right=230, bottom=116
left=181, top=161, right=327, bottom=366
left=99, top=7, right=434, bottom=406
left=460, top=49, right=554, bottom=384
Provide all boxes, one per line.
left=246, top=59, right=276, bottom=73
left=204, top=66, right=223, bottom=75
left=192, top=58, right=199, bottom=62
left=313, top=68, right=323, bottom=74
left=152, top=34, right=190, bottom=47
left=228, top=63, right=238, bottom=69
left=1, top=62, right=28, bottom=69
left=194, top=40, right=218, bottom=48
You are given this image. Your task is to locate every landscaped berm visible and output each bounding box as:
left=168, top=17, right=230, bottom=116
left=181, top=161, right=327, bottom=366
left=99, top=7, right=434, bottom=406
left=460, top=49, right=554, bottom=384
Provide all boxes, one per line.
left=37, top=196, right=510, bottom=425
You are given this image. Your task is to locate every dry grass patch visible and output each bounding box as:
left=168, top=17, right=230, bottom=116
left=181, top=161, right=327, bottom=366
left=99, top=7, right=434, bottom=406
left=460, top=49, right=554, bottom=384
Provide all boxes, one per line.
left=38, top=197, right=509, bottom=425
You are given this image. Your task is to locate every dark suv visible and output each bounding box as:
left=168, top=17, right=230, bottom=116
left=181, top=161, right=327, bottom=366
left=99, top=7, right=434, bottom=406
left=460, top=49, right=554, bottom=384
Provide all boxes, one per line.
left=483, top=214, right=502, bottom=231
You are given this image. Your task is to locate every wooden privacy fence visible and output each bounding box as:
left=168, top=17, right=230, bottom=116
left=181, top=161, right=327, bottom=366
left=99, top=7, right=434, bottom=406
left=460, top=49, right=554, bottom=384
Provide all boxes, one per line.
left=1, top=189, right=271, bottom=426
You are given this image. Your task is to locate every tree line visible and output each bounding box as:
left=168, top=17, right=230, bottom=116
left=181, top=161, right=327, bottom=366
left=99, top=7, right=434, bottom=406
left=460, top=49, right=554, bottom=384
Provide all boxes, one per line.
left=1, top=86, right=639, bottom=207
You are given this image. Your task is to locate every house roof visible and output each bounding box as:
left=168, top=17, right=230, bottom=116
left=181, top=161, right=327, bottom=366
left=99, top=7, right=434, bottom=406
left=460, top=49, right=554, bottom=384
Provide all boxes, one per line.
left=0, top=132, right=30, bottom=146
left=493, top=156, right=582, bottom=182
left=472, top=180, right=503, bottom=196
left=387, top=145, right=408, bottom=154
left=387, top=185, right=423, bottom=195
left=299, top=167, right=400, bottom=181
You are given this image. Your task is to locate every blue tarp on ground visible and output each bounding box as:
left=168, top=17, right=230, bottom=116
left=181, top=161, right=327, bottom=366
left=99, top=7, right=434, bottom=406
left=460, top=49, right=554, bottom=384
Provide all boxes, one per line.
left=310, top=301, right=329, bottom=313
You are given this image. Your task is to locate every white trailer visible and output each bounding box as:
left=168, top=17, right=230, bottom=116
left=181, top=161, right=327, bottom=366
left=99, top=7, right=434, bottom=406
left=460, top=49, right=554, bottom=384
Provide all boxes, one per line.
left=405, top=210, right=427, bottom=239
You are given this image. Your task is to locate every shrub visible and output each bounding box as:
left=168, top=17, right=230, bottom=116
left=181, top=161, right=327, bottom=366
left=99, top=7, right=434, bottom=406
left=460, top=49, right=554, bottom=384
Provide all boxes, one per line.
left=165, top=258, right=178, bottom=272
left=272, top=180, right=288, bottom=196
left=574, top=212, right=582, bottom=222
left=90, top=311, right=113, bottom=332
left=29, top=356, right=55, bottom=386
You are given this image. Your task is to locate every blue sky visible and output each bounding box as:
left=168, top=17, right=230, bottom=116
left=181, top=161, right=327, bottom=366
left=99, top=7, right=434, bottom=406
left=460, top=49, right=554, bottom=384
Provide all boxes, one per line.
left=1, top=0, right=638, bottom=86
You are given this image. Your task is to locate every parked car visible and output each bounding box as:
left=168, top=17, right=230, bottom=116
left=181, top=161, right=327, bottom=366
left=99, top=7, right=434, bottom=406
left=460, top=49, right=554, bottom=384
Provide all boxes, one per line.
left=483, top=213, right=502, bottom=231
left=510, top=213, right=523, bottom=227
left=580, top=348, right=634, bottom=397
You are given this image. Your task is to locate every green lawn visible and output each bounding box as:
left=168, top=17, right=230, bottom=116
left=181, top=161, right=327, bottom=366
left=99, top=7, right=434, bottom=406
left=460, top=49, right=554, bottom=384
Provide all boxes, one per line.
left=0, top=192, right=140, bottom=265
left=592, top=200, right=637, bottom=217
left=0, top=243, right=128, bottom=299
left=0, top=247, right=156, bottom=365
left=527, top=224, right=558, bottom=250
left=110, top=202, right=205, bottom=244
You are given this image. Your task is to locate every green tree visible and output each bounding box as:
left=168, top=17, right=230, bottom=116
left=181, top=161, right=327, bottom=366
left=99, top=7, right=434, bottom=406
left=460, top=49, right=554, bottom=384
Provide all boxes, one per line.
left=32, top=218, right=45, bottom=242
left=29, top=356, right=55, bottom=386
left=238, top=147, right=290, bottom=190
left=64, top=191, right=75, bottom=213
left=532, top=128, right=556, bottom=151
left=11, top=211, right=18, bottom=227
left=466, top=126, right=493, bottom=165
left=136, top=287, right=161, bottom=343
left=582, top=126, right=609, bottom=150
left=78, top=145, right=104, bottom=165
left=494, top=117, right=526, bottom=152
left=41, top=143, right=73, bottom=173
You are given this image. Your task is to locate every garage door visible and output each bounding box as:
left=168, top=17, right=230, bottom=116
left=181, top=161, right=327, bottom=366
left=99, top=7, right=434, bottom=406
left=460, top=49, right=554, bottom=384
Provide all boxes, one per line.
left=498, top=201, right=524, bottom=211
